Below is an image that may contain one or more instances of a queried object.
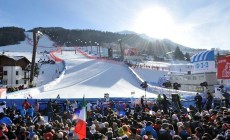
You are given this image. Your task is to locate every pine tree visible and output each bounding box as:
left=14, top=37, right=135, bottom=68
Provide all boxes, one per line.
left=174, top=46, right=184, bottom=60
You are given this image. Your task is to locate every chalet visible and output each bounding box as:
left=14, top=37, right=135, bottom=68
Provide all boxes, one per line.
left=0, top=55, right=31, bottom=87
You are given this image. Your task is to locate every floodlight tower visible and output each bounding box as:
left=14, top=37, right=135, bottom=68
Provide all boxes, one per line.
left=118, top=39, right=124, bottom=61
left=29, top=30, right=43, bottom=87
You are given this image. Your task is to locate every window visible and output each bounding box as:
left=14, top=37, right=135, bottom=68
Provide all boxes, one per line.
left=24, top=80, right=27, bottom=84
left=16, top=71, right=19, bottom=75
left=193, top=76, right=197, bottom=80
left=3, top=71, right=7, bottom=75
left=3, top=80, right=7, bottom=85
left=184, top=76, right=188, bottom=80
left=199, top=75, right=204, bottom=80
left=16, top=80, right=18, bottom=85
left=24, top=72, right=27, bottom=78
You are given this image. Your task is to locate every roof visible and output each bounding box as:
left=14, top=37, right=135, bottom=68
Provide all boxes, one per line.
left=0, top=55, right=29, bottom=61
left=0, top=55, right=30, bottom=69
left=8, top=56, right=25, bottom=61
left=190, top=50, right=215, bottom=63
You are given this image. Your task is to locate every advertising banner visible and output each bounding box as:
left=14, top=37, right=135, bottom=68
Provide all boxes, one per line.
left=124, top=48, right=138, bottom=56
left=217, top=55, right=230, bottom=79
left=193, top=61, right=216, bottom=73
left=0, top=88, right=6, bottom=99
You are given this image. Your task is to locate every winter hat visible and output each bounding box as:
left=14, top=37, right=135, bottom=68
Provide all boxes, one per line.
left=118, top=127, right=124, bottom=136
left=215, top=134, right=225, bottom=140
left=222, top=123, right=230, bottom=129
left=90, top=124, right=96, bottom=134
left=136, top=128, right=141, bottom=134
left=162, top=119, right=168, bottom=123
left=29, top=126, right=34, bottom=131
left=195, top=112, right=201, bottom=117
left=93, top=120, right=99, bottom=124
left=172, top=114, right=179, bottom=121
left=177, top=122, right=183, bottom=127
left=161, top=123, right=169, bottom=129
left=107, top=127, right=113, bottom=132
left=173, top=135, right=182, bottom=140
left=58, top=132, right=63, bottom=138
left=143, top=135, right=148, bottom=140
left=103, top=122, right=109, bottom=128
left=201, top=111, right=209, bottom=117
left=20, top=127, right=26, bottom=133
left=146, top=121, right=152, bottom=126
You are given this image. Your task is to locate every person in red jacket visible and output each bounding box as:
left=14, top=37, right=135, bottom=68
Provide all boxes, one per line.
left=22, top=100, right=30, bottom=110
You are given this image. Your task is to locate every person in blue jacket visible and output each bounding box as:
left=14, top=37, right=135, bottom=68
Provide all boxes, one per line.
left=141, top=121, right=158, bottom=139
left=20, top=106, right=26, bottom=118
left=27, top=105, right=34, bottom=118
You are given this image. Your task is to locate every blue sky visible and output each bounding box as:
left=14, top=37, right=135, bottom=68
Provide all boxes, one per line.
left=0, top=0, right=230, bottom=50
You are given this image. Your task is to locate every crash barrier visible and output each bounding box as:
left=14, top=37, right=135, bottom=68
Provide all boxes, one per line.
left=0, top=97, right=195, bottom=115
left=50, top=48, right=63, bottom=62
left=75, top=47, right=123, bottom=64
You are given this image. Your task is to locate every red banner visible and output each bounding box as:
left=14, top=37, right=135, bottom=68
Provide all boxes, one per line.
left=217, top=55, right=230, bottom=79
left=124, top=48, right=138, bottom=56
left=0, top=88, right=6, bottom=98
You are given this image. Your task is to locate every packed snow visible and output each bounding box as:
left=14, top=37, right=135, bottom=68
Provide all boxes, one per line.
left=1, top=32, right=196, bottom=99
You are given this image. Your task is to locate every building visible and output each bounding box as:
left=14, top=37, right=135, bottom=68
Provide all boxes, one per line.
left=169, top=50, right=218, bottom=93
left=0, top=55, right=31, bottom=87
left=169, top=72, right=218, bottom=92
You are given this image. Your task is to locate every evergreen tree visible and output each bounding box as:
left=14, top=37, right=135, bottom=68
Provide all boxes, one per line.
left=184, top=52, right=190, bottom=61
left=174, top=46, right=184, bottom=60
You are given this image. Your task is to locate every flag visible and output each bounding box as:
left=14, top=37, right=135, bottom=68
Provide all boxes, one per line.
left=74, top=95, right=86, bottom=140
left=79, top=95, right=86, bottom=121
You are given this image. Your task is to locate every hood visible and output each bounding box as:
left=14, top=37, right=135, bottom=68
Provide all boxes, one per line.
left=159, top=128, right=167, bottom=134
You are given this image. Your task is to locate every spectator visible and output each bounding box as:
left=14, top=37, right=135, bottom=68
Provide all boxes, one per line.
left=158, top=123, right=172, bottom=140
left=194, top=93, right=203, bottom=112
left=141, top=121, right=158, bottom=139
left=47, top=99, right=54, bottom=122
left=205, top=92, right=213, bottom=111
left=130, top=127, right=142, bottom=140
left=22, top=99, right=30, bottom=110
left=162, top=94, right=170, bottom=114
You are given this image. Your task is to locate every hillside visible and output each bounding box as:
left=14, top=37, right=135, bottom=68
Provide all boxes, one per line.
left=32, top=27, right=193, bottom=59
left=0, top=27, right=25, bottom=46
left=1, top=27, right=194, bottom=60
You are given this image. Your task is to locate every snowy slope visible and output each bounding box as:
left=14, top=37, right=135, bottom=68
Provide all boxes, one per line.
left=2, top=32, right=157, bottom=99
left=0, top=32, right=56, bottom=61
left=7, top=50, right=157, bottom=99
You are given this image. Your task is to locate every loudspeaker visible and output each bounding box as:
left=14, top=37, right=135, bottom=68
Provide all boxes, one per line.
left=108, top=48, right=113, bottom=58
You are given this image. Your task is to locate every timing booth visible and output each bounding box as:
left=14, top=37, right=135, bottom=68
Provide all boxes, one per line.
left=190, top=50, right=216, bottom=73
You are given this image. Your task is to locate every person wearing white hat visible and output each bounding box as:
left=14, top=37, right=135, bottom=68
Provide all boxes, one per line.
left=90, top=124, right=96, bottom=134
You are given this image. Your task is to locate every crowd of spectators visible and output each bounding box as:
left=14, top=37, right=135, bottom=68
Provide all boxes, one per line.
left=0, top=91, right=229, bottom=140
left=0, top=99, right=81, bottom=139
left=6, top=85, right=27, bottom=93
left=85, top=93, right=230, bottom=140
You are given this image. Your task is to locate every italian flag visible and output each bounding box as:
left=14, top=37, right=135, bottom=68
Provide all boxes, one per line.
left=74, top=95, right=86, bottom=139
